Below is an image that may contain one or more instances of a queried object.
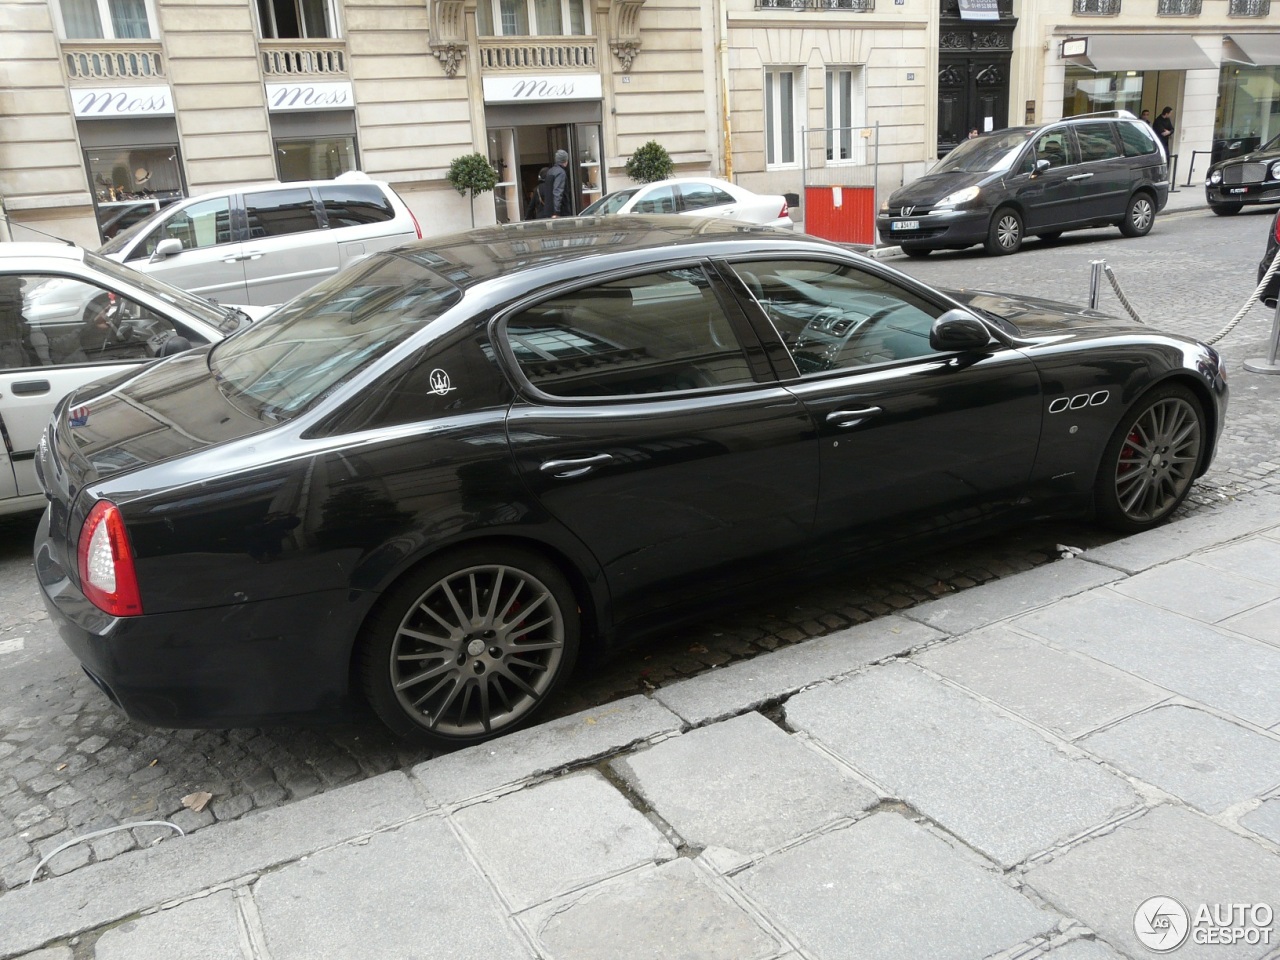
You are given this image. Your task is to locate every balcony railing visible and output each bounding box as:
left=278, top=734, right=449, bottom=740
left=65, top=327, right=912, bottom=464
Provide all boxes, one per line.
left=1073, top=0, right=1121, bottom=13
left=259, top=40, right=347, bottom=77
left=1229, top=0, right=1270, bottom=14
left=755, top=0, right=874, bottom=8
left=62, top=41, right=165, bottom=81
left=477, top=37, right=598, bottom=70
left=1158, top=0, right=1201, bottom=13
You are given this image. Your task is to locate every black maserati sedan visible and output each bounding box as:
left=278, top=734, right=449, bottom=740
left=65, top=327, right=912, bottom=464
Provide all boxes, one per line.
left=1205, top=131, right=1280, bottom=215
left=33, top=217, right=1227, bottom=748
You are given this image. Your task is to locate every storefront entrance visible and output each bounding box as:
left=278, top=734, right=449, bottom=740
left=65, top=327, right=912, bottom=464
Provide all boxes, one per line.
left=487, top=121, right=603, bottom=222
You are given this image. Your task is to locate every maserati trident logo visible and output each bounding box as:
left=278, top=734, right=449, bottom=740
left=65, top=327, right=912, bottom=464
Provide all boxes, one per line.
left=429, top=369, right=456, bottom=396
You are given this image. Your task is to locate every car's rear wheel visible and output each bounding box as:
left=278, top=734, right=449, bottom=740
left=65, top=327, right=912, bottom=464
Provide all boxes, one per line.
left=900, top=244, right=931, bottom=258
left=1210, top=202, right=1243, bottom=216
left=984, top=207, right=1023, bottom=255
left=1119, top=193, right=1156, bottom=238
left=359, top=546, right=580, bottom=747
left=1095, top=384, right=1205, bottom=533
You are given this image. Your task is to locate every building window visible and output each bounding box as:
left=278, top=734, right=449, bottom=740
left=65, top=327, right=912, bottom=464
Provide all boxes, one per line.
left=766, top=69, right=801, bottom=168
left=1073, top=0, right=1121, bottom=13
left=275, top=137, right=358, bottom=181
left=476, top=0, right=590, bottom=36
left=86, top=145, right=184, bottom=242
left=57, top=0, right=154, bottom=39
left=1228, top=0, right=1270, bottom=14
left=825, top=67, right=866, bottom=163
left=1062, top=67, right=1144, bottom=117
left=257, top=0, right=338, bottom=38
left=1157, top=0, right=1201, bottom=13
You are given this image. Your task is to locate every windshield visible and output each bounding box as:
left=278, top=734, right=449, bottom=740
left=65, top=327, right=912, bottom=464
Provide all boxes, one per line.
left=207, top=252, right=462, bottom=423
left=83, top=249, right=239, bottom=331
left=932, top=129, right=1035, bottom=174
left=581, top=188, right=640, bottom=216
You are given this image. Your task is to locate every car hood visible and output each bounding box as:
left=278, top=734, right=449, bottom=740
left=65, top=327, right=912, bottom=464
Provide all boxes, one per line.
left=1210, top=144, right=1280, bottom=172
left=44, top=348, right=274, bottom=499
left=888, top=170, right=994, bottom=206
left=941, top=288, right=1143, bottom=338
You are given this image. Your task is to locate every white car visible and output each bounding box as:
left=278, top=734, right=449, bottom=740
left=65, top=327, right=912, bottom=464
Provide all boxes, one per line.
left=581, top=177, right=794, bottom=229
left=0, top=242, right=270, bottom=516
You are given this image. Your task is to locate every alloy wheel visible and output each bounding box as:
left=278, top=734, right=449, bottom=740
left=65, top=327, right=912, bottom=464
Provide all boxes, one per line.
left=1112, top=396, right=1202, bottom=524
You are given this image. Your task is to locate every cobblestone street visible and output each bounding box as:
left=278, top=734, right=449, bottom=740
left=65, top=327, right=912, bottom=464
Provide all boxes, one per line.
left=2, top=201, right=1279, bottom=893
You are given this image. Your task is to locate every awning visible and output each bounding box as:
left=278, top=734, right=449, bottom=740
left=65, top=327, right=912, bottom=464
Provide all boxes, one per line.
left=1224, top=34, right=1280, bottom=67
left=1063, top=34, right=1216, bottom=72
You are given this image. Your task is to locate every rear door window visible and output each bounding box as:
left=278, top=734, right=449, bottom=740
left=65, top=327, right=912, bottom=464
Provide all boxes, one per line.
left=679, top=183, right=735, bottom=212
left=244, top=188, right=323, bottom=239
left=631, top=185, right=678, bottom=215
left=506, top=266, right=756, bottom=398
left=1075, top=122, right=1123, bottom=163
left=1117, top=121, right=1160, bottom=157
left=317, top=184, right=395, bottom=227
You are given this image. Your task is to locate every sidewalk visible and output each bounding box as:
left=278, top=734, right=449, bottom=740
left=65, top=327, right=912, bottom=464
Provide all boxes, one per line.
left=2, top=490, right=1279, bottom=960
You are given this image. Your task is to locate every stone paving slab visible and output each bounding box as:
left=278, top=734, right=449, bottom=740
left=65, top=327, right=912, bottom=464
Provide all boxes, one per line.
left=1080, top=705, right=1280, bottom=815
left=611, top=712, right=877, bottom=858
left=92, top=890, right=245, bottom=960
left=1222, top=597, right=1280, bottom=647
left=1109, top=558, right=1279, bottom=623
left=1015, top=590, right=1280, bottom=728
left=652, top=617, right=942, bottom=726
left=1194, top=534, right=1280, bottom=586
left=254, top=815, right=531, bottom=960
left=1081, top=491, right=1280, bottom=575
left=785, top=662, right=1142, bottom=867
left=1025, top=805, right=1280, bottom=960
left=1239, top=798, right=1280, bottom=845
left=529, top=859, right=781, bottom=960
left=914, top=625, right=1168, bottom=740
left=903, top=557, right=1123, bottom=636
left=0, top=772, right=428, bottom=959
left=451, top=771, right=674, bottom=912
left=412, top=695, right=682, bottom=806
left=1040, top=940, right=1127, bottom=960
left=737, top=813, right=1060, bottom=960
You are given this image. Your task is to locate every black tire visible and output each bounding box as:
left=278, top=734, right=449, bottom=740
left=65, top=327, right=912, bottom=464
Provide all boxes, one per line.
left=1119, top=192, right=1155, bottom=238
left=900, top=244, right=931, bottom=258
left=984, top=207, right=1023, bottom=255
left=1210, top=202, right=1243, bottom=217
left=1095, top=383, right=1206, bottom=533
left=359, top=545, right=580, bottom=748
left=1038, top=231, right=1063, bottom=243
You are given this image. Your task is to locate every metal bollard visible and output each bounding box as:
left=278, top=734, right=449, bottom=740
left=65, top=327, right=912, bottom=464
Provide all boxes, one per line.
left=1244, top=295, right=1280, bottom=375
left=1088, top=259, right=1105, bottom=311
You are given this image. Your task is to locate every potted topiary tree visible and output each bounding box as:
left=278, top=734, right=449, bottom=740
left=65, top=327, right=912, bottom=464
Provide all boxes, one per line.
left=446, top=152, right=500, bottom=228
left=624, top=140, right=674, bottom=184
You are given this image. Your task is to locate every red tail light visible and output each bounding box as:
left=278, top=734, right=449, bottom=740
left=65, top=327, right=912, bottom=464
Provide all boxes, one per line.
left=409, top=208, right=423, bottom=239
left=78, top=500, right=143, bottom=617
left=780, top=200, right=790, bottom=220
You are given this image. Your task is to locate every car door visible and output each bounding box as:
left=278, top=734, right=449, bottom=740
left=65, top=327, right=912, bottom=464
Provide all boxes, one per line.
left=1013, top=127, right=1085, bottom=232
left=240, top=187, right=340, bottom=305
left=1071, top=121, right=1133, bottom=222
left=723, top=256, right=1043, bottom=553
left=502, top=263, right=819, bottom=629
left=0, top=270, right=212, bottom=498
left=122, top=194, right=249, bottom=304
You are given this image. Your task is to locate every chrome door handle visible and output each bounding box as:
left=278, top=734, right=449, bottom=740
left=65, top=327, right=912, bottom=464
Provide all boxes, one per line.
left=826, top=407, right=883, bottom=428
left=540, top=453, right=615, bottom=478
left=1066, top=173, right=1095, bottom=181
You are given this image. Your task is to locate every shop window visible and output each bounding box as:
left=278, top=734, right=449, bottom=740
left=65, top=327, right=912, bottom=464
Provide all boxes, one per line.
left=825, top=67, right=866, bottom=163
left=1062, top=67, right=1144, bottom=117
left=257, top=0, right=338, bottom=38
left=57, top=0, right=154, bottom=39
left=475, top=0, right=590, bottom=36
left=86, top=145, right=185, bottom=243
left=275, top=137, right=358, bottom=181
left=766, top=69, right=801, bottom=168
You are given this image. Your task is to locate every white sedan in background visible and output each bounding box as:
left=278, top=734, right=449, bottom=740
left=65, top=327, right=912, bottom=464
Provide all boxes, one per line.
left=581, top=177, right=794, bottom=229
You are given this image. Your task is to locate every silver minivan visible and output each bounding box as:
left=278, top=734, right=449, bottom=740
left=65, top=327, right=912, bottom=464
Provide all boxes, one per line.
left=98, top=173, right=420, bottom=306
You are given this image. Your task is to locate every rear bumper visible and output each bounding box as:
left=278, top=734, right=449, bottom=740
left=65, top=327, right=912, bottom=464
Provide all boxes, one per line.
left=35, top=508, right=368, bottom=728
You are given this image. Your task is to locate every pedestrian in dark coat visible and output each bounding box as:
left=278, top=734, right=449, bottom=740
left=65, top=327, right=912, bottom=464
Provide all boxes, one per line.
left=539, top=149, right=572, bottom=218
left=1153, top=107, right=1175, bottom=154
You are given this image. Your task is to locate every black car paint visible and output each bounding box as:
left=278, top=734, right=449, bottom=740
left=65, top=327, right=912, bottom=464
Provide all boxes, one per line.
left=34, top=218, right=1227, bottom=728
left=1205, top=134, right=1280, bottom=212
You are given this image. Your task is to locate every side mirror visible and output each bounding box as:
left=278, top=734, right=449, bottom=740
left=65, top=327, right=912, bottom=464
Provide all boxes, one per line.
left=1032, top=158, right=1052, bottom=177
left=151, top=237, right=182, bottom=261
left=930, top=309, right=992, bottom=352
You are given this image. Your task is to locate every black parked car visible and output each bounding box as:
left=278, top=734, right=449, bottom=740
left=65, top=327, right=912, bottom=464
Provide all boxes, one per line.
left=1205, top=132, right=1280, bottom=216
left=34, top=217, right=1227, bottom=748
left=877, top=112, right=1169, bottom=256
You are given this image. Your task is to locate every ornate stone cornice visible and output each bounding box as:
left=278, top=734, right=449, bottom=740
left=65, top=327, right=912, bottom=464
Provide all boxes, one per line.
left=609, top=0, right=646, bottom=73
left=428, top=0, right=466, bottom=77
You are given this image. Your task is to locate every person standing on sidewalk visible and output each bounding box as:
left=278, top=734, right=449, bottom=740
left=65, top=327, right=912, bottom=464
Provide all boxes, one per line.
left=1153, top=107, right=1175, bottom=155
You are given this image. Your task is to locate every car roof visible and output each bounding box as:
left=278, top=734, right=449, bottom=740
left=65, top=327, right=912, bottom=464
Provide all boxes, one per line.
left=0, top=242, right=88, bottom=263
left=384, top=215, right=833, bottom=293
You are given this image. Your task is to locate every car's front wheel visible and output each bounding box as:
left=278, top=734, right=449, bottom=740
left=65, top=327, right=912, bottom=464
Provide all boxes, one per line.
left=1095, top=384, right=1205, bottom=533
left=1119, top=193, right=1155, bottom=237
left=359, top=546, right=580, bottom=747
left=984, top=207, right=1023, bottom=255
left=900, top=244, right=931, bottom=258
left=1210, top=202, right=1243, bottom=216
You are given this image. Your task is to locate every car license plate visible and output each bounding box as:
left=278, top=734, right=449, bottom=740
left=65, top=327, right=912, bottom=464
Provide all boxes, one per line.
left=1229, top=188, right=1248, bottom=194
left=892, top=220, right=919, bottom=231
